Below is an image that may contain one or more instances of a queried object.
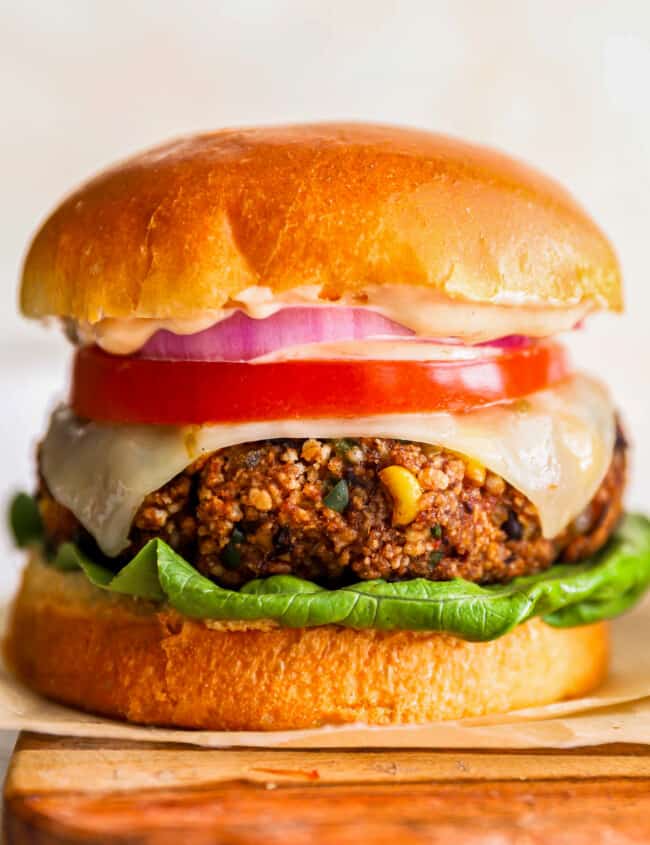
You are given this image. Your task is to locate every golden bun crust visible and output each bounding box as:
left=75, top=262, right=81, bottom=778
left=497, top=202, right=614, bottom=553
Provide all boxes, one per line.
left=4, top=558, right=608, bottom=730
left=21, top=123, right=621, bottom=323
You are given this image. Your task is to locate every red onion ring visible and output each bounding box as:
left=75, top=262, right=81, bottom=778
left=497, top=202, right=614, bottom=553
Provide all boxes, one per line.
left=139, top=308, right=414, bottom=361
left=138, top=307, right=532, bottom=361
left=477, top=335, right=531, bottom=349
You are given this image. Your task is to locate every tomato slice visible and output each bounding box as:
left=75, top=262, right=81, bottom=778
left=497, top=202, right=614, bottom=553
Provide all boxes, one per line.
left=70, top=343, right=570, bottom=425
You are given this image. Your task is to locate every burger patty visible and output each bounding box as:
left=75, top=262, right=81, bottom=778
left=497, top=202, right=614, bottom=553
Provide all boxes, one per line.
left=38, top=431, right=627, bottom=588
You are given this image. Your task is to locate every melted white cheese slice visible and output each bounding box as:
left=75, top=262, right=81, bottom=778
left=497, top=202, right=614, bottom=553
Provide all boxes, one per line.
left=41, top=374, right=615, bottom=557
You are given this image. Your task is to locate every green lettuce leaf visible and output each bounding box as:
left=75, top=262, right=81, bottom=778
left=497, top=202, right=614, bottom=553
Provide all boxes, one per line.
left=8, top=492, right=43, bottom=548
left=8, top=493, right=650, bottom=640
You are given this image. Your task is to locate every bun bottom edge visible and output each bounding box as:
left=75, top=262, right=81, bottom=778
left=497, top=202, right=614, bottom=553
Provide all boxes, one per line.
left=3, top=558, right=609, bottom=731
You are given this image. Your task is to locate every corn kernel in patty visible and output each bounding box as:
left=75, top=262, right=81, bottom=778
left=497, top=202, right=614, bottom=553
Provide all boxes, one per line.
left=379, top=465, right=423, bottom=526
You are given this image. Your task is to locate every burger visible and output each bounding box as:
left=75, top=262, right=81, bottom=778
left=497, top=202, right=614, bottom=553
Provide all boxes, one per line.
left=6, top=123, right=650, bottom=731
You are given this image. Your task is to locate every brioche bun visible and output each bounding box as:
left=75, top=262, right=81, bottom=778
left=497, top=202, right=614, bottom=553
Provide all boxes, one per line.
left=21, top=123, right=621, bottom=324
left=4, top=556, right=608, bottom=731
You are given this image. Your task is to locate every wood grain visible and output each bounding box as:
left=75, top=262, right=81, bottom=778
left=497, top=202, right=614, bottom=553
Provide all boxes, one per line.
left=6, top=733, right=650, bottom=844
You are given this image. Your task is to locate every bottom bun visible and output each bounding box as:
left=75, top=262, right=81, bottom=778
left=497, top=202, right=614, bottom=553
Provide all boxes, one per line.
left=4, top=556, right=609, bottom=730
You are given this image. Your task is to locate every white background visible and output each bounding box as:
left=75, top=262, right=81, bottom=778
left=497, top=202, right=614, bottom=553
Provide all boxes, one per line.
left=1, top=0, right=649, bottom=599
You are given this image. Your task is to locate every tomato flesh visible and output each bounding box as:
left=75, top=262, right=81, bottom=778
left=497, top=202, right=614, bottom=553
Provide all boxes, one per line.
left=70, top=343, right=570, bottom=426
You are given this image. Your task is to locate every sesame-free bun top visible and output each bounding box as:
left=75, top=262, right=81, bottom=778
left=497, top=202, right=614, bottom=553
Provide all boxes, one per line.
left=21, top=123, right=622, bottom=323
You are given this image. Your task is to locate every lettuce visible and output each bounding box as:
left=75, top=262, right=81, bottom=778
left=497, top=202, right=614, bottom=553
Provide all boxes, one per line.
left=9, top=493, right=43, bottom=548
left=9, top=493, right=650, bottom=641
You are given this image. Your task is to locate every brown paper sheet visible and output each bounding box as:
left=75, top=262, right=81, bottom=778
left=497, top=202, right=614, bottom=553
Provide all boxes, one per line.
left=1, top=601, right=650, bottom=748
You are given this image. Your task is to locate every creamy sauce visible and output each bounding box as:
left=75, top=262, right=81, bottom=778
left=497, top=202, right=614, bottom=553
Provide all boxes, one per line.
left=73, top=284, right=593, bottom=354
left=254, top=340, right=514, bottom=363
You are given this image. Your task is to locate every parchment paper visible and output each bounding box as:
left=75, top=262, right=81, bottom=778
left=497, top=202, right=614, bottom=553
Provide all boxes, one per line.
left=1, top=601, right=650, bottom=748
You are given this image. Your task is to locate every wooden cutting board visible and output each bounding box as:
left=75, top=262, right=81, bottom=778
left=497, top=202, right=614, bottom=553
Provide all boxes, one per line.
left=5, top=732, right=650, bottom=843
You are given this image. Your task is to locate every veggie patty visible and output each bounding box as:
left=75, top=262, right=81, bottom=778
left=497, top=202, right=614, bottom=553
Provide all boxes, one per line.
left=37, top=431, right=626, bottom=589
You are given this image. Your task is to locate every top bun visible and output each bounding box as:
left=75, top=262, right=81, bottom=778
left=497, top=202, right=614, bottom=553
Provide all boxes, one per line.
left=20, top=123, right=622, bottom=323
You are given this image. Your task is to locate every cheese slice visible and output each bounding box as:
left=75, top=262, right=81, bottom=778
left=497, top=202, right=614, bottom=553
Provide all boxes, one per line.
left=41, top=374, right=615, bottom=557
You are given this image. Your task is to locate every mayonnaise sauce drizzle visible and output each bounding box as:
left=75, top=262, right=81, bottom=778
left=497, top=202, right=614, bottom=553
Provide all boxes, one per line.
left=72, top=284, right=593, bottom=355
